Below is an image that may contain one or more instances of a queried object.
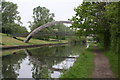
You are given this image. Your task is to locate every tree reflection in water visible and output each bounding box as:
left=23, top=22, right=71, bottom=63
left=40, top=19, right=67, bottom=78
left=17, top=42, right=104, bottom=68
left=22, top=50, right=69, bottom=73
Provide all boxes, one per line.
left=2, top=44, right=85, bottom=78
left=2, top=50, right=26, bottom=78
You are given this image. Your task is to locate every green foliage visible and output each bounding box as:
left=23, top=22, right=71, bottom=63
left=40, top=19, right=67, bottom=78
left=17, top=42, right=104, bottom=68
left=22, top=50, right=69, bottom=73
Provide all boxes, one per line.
left=29, top=6, right=54, bottom=30
left=51, top=24, right=74, bottom=40
left=2, top=23, right=28, bottom=34
left=70, top=2, right=120, bottom=54
left=2, top=1, right=21, bottom=24
left=29, top=6, right=54, bottom=40
left=29, top=6, right=74, bottom=41
left=1, top=1, right=28, bottom=34
left=104, top=2, right=120, bottom=54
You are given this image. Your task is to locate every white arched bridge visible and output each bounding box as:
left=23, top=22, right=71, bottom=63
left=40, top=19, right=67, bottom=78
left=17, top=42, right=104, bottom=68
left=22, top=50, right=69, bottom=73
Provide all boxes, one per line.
left=24, top=21, right=72, bottom=43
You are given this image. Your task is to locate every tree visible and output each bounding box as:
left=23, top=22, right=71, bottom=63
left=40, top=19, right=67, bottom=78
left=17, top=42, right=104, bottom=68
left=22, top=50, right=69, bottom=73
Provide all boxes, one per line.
left=1, top=1, right=28, bottom=34
left=3, top=23, right=28, bottom=34
left=29, top=6, right=73, bottom=41
left=2, top=1, right=21, bottom=24
left=70, top=2, right=109, bottom=47
left=29, top=6, right=55, bottom=30
left=28, top=6, right=55, bottom=40
left=104, top=2, right=120, bottom=54
left=51, top=23, right=73, bottom=40
left=70, top=1, right=119, bottom=53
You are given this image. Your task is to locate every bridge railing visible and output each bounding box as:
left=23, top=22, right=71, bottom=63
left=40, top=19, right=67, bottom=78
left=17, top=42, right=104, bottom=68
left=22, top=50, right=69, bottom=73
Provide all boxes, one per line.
left=11, top=32, right=75, bottom=37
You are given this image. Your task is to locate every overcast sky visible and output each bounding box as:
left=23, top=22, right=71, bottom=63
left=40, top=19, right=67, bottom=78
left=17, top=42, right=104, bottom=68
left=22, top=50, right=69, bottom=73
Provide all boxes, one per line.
left=6, top=0, right=83, bottom=31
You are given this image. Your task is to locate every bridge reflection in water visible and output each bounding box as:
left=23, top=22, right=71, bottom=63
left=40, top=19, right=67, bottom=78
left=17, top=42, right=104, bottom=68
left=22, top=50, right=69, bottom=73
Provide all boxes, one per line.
left=2, top=44, right=85, bottom=78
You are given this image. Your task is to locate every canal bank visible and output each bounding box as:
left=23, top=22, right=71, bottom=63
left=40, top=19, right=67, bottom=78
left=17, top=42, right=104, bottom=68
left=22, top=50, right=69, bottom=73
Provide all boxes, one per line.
left=60, top=45, right=95, bottom=78
left=60, top=44, right=118, bottom=78
left=1, top=43, right=68, bottom=50
left=0, top=33, right=68, bottom=47
left=1, top=33, right=69, bottom=50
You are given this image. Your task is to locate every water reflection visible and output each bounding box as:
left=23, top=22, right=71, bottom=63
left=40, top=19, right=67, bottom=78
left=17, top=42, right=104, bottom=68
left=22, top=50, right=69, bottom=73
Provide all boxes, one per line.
left=2, top=44, right=85, bottom=78
left=17, top=56, right=33, bottom=78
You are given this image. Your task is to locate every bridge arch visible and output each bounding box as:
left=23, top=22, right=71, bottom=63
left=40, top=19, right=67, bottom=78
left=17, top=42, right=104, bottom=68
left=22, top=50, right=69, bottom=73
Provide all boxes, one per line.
left=24, top=21, right=72, bottom=43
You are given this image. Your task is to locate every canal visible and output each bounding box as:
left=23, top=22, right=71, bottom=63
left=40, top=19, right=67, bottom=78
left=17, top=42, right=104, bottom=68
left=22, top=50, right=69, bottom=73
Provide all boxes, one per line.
left=2, top=44, right=86, bottom=78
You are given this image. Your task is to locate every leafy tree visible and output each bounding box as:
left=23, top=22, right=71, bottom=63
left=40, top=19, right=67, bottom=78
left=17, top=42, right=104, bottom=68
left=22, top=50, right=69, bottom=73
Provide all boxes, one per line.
left=28, top=6, right=55, bottom=40
left=104, top=2, right=120, bottom=54
left=1, top=1, right=28, bottom=34
left=29, top=6, right=73, bottom=40
left=71, top=2, right=109, bottom=47
left=29, top=6, right=54, bottom=30
left=2, top=1, right=21, bottom=24
left=51, top=23, right=74, bottom=40
left=3, top=23, right=28, bottom=34
left=70, top=1, right=120, bottom=53
left=29, top=5, right=77, bottom=41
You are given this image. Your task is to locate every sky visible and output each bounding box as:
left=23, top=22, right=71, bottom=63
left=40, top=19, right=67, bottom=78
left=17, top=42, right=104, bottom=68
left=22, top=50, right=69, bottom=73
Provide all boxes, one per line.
left=6, top=0, right=83, bottom=31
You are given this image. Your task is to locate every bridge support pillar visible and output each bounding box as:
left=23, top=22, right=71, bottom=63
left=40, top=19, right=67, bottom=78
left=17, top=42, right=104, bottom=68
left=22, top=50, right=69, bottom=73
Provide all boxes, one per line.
left=24, top=36, right=32, bottom=43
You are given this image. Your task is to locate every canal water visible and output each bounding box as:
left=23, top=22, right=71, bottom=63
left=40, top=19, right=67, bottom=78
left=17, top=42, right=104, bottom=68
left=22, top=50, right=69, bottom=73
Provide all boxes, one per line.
left=2, top=44, right=85, bottom=78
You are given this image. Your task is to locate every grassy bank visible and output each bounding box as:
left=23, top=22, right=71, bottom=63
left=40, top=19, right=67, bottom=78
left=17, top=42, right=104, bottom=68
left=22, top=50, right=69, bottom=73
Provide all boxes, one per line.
left=1, top=49, right=23, bottom=56
left=0, top=33, right=68, bottom=46
left=104, top=51, right=119, bottom=78
left=60, top=46, right=95, bottom=78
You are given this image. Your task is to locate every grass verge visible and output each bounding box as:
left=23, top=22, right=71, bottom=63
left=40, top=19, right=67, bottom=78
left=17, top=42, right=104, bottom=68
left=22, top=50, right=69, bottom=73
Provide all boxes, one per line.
left=60, top=46, right=95, bottom=78
left=1, top=49, right=24, bottom=56
left=103, top=51, right=119, bottom=78
left=0, top=33, right=68, bottom=46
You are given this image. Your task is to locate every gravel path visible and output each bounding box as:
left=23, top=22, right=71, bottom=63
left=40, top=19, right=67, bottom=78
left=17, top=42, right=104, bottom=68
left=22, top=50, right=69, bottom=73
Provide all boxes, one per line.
left=92, top=46, right=115, bottom=78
